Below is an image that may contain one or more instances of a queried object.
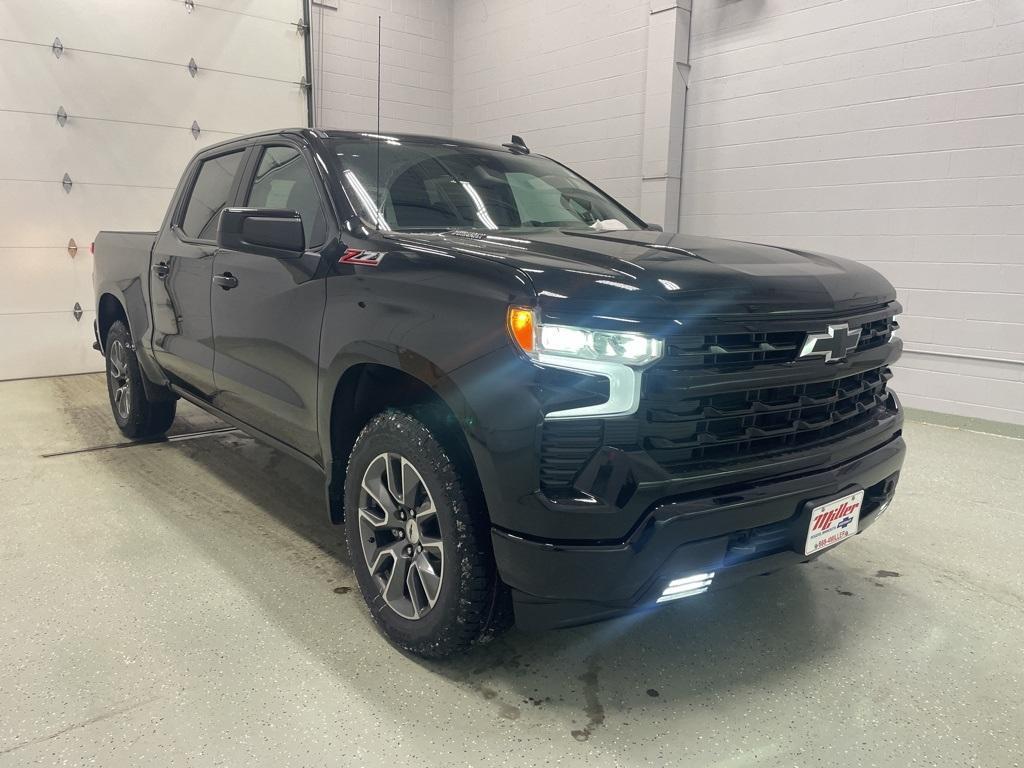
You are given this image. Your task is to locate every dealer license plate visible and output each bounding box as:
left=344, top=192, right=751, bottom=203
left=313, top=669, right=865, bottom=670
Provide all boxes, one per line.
left=804, top=490, right=864, bottom=556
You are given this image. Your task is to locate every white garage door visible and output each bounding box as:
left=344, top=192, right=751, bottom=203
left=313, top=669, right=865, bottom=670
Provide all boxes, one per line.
left=0, top=0, right=309, bottom=380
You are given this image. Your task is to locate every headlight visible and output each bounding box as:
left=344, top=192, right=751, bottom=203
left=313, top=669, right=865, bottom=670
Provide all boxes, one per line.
left=540, top=324, right=663, bottom=365
left=507, top=307, right=663, bottom=366
left=507, top=307, right=664, bottom=420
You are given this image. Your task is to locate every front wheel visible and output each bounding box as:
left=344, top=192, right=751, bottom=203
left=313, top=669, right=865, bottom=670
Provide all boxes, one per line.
left=344, top=409, right=508, bottom=658
left=104, top=320, right=176, bottom=439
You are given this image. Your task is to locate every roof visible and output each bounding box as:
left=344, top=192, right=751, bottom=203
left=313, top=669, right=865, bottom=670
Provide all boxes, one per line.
left=312, top=128, right=518, bottom=153
left=196, top=127, right=523, bottom=156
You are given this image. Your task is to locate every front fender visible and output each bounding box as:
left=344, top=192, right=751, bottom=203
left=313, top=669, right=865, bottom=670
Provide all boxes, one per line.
left=316, top=245, right=540, bottom=525
left=316, top=337, right=542, bottom=525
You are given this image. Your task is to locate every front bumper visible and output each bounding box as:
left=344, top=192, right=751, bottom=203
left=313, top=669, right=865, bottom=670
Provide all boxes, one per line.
left=493, top=433, right=905, bottom=629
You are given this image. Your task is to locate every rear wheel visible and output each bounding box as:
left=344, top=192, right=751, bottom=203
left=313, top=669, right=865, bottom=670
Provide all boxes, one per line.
left=344, top=409, right=508, bottom=658
left=105, top=320, right=176, bottom=439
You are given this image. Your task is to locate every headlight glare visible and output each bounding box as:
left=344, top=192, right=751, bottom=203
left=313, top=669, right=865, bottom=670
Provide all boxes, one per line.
left=539, top=325, right=589, bottom=355
left=508, top=308, right=663, bottom=367
left=541, top=324, right=663, bottom=365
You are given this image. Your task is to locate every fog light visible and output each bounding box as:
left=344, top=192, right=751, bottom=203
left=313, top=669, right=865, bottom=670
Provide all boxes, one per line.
left=657, top=572, right=715, bottom=603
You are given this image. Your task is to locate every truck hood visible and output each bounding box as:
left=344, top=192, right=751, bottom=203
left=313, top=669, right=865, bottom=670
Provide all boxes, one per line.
left=391, top=228, right=896, bottom=326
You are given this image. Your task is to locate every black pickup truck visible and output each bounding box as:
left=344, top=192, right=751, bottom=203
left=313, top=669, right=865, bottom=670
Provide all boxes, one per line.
left=93, top=128, right=905, bottom=657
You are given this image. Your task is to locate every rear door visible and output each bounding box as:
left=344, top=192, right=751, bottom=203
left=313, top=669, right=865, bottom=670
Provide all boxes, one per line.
left=151, top=146, right=248, bottom=398
left=209, top=140, right=330, bottom=458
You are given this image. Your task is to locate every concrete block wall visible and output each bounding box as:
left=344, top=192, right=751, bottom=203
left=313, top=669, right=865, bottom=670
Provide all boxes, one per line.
left=452, top=0, right=653, bottom=213
left=310, top=0, right=453, bottom=135
left=680, top=0, right=1024, bottom=425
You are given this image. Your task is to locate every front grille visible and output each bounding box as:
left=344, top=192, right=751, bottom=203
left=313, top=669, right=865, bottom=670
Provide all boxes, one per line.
left=857, top=316, right=899, bottom=352
left=666, top=330, right=804, bottom=369
left=538, top=305, right=900, bottom=491
left=663, top=313, right=898, bottom=370
left=642, top=367, right=892, bottom=470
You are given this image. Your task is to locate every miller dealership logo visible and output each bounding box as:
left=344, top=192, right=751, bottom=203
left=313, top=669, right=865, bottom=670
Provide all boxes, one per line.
left=799, top=323, right=862, bottom=363
left=811, top=499, right=861, bottom=532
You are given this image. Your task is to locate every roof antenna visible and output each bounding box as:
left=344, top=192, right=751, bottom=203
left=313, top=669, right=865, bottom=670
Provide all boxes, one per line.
left=375, top=14, right=382, bottom=233
left=503, top=135, right=530, bottom=154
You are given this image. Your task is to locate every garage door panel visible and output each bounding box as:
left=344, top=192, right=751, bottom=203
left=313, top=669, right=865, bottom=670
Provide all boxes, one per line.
left=2, top=0, right=307, bottom=381
left=0, top=311, right=100, bottom=380
left=198, top=0, right=304, bottom=24
left=0, top=44, right=305, bottom=134
left=0, top=113, right=205, bottom=189
left=72, top=251, right=98, bottom=316
left=0, top=249, right=79, bottom=315
left=0, top=0, right=304, bottom=81
left=0, top=182, right=173, bottom=249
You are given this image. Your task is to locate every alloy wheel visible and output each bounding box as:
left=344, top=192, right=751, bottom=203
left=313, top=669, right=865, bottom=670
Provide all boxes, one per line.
left=108, top=339, right=131, bottom=420
left=357, top=452, right=444, bottom=620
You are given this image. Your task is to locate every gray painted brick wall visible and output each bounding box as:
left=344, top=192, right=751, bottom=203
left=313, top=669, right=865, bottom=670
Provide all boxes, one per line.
left=680, top=0, right=1024, bottom=425
left=452, top=0, right=653, bottom=212
left=310, top=0, right=453, bottom=135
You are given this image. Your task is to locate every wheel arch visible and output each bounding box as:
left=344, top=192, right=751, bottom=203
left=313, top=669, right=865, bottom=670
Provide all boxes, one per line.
left=97, top=292, right=129, bottom=352
left=96, top=288, right=175, bottom=401
left=321, top=350, right=486, bottom=525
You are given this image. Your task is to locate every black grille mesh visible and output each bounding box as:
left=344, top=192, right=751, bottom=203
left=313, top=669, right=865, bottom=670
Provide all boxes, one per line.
left=663, top=316, right=897, bottom=370
left=857, top=316, right=899, bottom=352
left=539, top=421, right=604, bottom=489
left=642, top=367, right=892, bottom=470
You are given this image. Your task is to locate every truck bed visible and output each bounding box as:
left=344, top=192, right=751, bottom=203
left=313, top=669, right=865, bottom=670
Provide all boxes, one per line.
left=93, top=231, right=156, bottom=292
left=93, top=230, right=157, bottom=277
left=92, top=230, right=158, bottom=357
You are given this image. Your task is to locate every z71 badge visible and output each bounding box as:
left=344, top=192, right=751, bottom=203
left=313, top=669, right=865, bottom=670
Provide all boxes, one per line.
left=339, top=249, right=385, bottom=267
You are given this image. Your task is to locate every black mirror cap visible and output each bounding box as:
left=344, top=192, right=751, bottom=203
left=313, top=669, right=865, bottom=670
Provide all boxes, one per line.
left=217, top=208, right=305, bottom=258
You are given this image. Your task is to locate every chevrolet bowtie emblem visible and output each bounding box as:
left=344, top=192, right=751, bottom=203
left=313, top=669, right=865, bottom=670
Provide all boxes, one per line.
left=799, top=323, right=861, bottom=363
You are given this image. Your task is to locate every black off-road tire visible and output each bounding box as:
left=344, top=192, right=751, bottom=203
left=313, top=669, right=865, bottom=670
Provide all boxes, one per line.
left=104, top=320, right=176, bottom=439
left=344, top=409, right=509, bottom=658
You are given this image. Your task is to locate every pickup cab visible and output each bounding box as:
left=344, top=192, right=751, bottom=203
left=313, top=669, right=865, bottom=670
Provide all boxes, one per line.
left=93, top=128, right=906, bottom=657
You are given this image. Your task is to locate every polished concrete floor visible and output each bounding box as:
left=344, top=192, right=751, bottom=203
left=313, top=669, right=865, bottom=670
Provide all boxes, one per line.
left=1, top=374, right=1021, bottom=767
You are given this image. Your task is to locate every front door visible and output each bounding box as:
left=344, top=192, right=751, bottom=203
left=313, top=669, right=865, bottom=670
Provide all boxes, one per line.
left=151, top=148, right=247, bottom=398
left=210, top=144, right=330, bottom=459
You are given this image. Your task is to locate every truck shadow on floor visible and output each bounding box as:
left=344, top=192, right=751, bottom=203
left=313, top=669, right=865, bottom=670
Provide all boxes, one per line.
left=79, top=402, right=897, bottom=740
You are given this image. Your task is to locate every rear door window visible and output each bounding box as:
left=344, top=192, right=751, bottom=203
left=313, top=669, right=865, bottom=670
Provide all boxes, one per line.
left=180, top=150, right=245, bottom=241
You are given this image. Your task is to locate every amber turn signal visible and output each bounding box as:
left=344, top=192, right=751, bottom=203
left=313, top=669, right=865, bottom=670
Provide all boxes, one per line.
left=507, top=307, right=535, bottom=353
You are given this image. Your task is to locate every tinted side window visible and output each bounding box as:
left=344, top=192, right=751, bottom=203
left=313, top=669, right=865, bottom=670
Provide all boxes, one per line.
left=180, top=150, right=245, bottom=240
left=246, top=146, right=327, bottom=247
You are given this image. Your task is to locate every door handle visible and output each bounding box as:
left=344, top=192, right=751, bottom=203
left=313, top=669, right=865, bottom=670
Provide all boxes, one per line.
left=152, top=262, right=169, bottom=279
left=213, top=272, right=239, bottom=290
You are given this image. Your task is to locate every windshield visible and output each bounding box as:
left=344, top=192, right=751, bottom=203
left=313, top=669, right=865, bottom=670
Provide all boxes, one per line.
left=329, top=136, right=642, bottom=233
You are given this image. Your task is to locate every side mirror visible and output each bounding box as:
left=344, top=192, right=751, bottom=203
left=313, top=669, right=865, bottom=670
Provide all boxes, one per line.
left=645, top=223, right=664, bottom=232
left=217, top=208, right=305, bottom=259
